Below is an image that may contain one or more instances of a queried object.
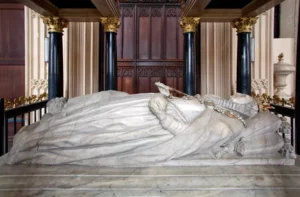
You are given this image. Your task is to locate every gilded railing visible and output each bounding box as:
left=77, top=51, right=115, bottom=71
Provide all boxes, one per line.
left=4, top=93, right=48, bottom=110
left=251, top=92, right=295, bottom=112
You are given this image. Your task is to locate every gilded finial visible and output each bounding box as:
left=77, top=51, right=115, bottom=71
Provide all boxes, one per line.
left=278, top=53, right=284, bottom=62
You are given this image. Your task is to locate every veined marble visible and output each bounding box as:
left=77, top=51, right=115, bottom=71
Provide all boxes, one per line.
left=0, top=164, right=300, bottom=197
left=2, top=82, right=293, bottom=167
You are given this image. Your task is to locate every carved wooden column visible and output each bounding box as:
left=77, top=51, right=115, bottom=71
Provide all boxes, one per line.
left=232, top=17, right=258, bottom=95
left=100, top=17, right=120, bottom=90
left=42, top=16, right=68, bottom=100
left=180, top=17, right=200, bottom=95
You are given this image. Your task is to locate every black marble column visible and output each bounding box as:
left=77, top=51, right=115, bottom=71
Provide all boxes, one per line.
left=181, top=17, right=200, bottom=95
left=48, top=32, right=63, bottom=100
left=100, top=17, right=120, bottom=91
left=183, top=32, right=196, bottom=95
left=232, top=17, right=257, bottom=96
left=43, top=16, right=67, bottom=100
left=236, top=32, right=251, bottom=95
left=295, top=1, right=300, bottom=154
left=105, top=32, right=118, bottom=90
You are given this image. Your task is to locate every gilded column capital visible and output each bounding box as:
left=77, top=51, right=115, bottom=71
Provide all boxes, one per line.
left=180, top=17, right=200, bottom=33
left=42, top=16, right=68, bottom=33
left=100, top=17, right=120, bottom=33
left=231, top=17, right=258, bottom=33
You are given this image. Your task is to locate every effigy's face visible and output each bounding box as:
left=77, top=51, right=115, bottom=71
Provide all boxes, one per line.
left=166, top=97, right=206, bottom=123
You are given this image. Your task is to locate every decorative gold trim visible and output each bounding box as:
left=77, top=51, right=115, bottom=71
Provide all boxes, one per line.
left=100, top=17, right=120, bottom=33
left=42, top=16, right=68, bottom=33
left=251, top=92, right=295, bottom=111
left=180, top=17, right=200, bottom=33
left=231, top=17, right=258, bottom=33
left=4, top=93, right=48, bottom=110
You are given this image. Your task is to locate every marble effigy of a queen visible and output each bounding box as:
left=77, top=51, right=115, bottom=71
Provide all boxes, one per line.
left=4, top=82, right=295, bottom=167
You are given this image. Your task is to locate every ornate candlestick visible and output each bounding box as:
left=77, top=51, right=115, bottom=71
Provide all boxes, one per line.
left=274, top=53, right=295, bottom=99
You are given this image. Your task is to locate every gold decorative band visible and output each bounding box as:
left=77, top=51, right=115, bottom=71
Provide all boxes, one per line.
left=231, top=17, right=258, bottom=33
left=100, top=17, right=120, bottom=33
left=180, top=17, right=200, bottom=33
left=42, top=16, right=68, bottom=33
left=4, top=93, right=48, bottom=110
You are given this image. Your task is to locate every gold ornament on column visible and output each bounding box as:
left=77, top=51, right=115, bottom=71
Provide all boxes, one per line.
left=42, top=16, right=68, bottom=33
left=180, top=17, right=200, bottom=33
left=231, top=17, right=258, bottom=33
left=100, top=17, right=120, bottom=33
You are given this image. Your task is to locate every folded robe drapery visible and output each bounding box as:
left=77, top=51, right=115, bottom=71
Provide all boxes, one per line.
left=6, top=91, right=268, bottom=167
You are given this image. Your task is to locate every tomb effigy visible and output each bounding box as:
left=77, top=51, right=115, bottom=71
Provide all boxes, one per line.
left=1, top=82, right=295, bottom=167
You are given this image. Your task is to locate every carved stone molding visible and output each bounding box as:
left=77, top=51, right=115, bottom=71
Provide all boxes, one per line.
left=31, top=79, right=48, bottom=90
left=42, top=16, right=68, bottom=33
left=100, top=17, right=120, bottom=33
left=251, top=79, right=268, bottom=92
left=180, top=17, right=200, bottom=33
left=231, top=17, right=258, bottom=33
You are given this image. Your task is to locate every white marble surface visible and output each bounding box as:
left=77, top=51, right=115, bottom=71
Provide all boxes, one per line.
left=5, top=86, right=287, bottom=167
left=0, top=165, right=300, bottom=196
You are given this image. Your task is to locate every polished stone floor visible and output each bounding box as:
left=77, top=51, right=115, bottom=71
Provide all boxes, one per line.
left=1, top=164, right=300, bottom=197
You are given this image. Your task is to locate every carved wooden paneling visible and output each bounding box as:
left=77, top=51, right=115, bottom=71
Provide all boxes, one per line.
left=138, top=7, right=150, bottom=59
left=165, top=67, right=183, bottom=94
left=151, top=7, right=163, bottom=59
left=117, top=67, right=135, bottom=93
left=121, top=6, right=135, bottom=59
left=0, top=4, right=25, bottom=99
left=117, top=4, right=183, bottom=94
left=165, top=7, right=178, bottom=59
left=137, top=67, right=164, bottom=93
left=0, top=4, right=24, bottom=65
left=0, top=66, right=25, bottom=99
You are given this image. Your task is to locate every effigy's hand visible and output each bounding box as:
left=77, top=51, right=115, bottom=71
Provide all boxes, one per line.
left=149, top=96, right=188, bottom=135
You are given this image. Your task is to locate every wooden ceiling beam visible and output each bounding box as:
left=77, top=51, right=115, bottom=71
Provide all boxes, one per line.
left=242, top=0, right=285, bottom=16
left=16, top=0, right=58, bottom=16
left=200, top=9, right=242, bottom=22
left=91, top=0, right=120, bottom=17
left=182, top=0, right=212, bottom=17
left=58, top=9, right=102, bottom=22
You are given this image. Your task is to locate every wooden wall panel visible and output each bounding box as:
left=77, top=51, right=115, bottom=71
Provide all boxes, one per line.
left=0, top=5, right=24, bottom=65
left=138, top=7, right=150, bottom=60
left=177, top=16, right=184, bottom=59
left=0, top=4, right=25, bottom=99
left=117, top=66, right=135, bottom=93
left=151, top=7, right=162, bottom=59
left=122, top=7, right=135, bottom=59
left=117, top=16, right=123, bottom=59
left=165, top=7, right=178, bottom=60
left=117, top=4, right=183, bottom=94
left=0, top=66, right=25, bottom=99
